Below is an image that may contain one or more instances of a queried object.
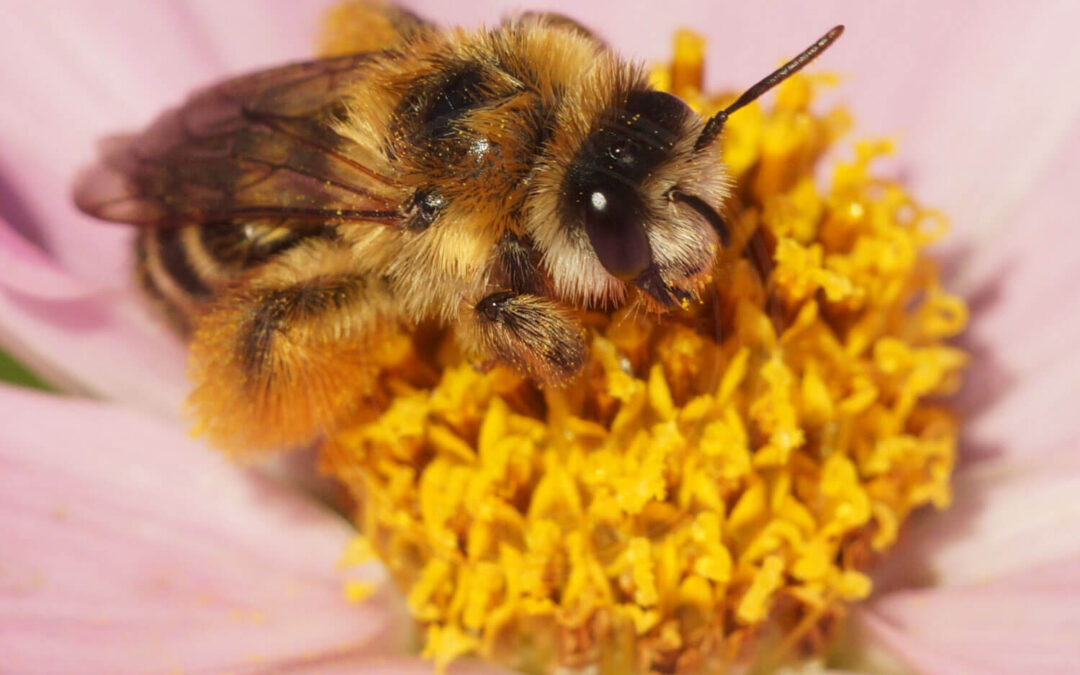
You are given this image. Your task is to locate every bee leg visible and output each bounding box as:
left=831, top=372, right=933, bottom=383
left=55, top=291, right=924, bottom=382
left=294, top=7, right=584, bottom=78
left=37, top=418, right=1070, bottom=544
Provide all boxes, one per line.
left=470, top=291, right=587, bottom=385
left=742, top=227, right=774, bottom=281
left=319, top=1, right=433, bottom=56
left=741, top=227, right=789, bottom=330
left=187, top=243, right=394, bottom=452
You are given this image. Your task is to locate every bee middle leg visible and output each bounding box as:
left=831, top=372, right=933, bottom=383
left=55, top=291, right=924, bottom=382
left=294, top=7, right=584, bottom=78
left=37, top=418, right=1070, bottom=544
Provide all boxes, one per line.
left=470, top=291, right=587, bottom=385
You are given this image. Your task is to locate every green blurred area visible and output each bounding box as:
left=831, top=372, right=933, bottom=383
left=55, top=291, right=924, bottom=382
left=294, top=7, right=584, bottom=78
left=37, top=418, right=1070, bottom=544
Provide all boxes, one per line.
left=0, top=347, right=53, bottom=391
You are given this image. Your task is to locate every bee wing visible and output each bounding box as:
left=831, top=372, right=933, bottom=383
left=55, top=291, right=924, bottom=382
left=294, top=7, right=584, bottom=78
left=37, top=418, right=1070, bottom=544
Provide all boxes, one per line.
left=74, top=54, right=405, bottom=228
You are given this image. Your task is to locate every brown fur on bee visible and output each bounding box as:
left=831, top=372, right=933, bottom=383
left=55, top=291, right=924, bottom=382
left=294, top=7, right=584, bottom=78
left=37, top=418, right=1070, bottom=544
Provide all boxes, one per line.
left=73, top=1, right=840, bottom=451
left=185, top=243, right=400, bottom=449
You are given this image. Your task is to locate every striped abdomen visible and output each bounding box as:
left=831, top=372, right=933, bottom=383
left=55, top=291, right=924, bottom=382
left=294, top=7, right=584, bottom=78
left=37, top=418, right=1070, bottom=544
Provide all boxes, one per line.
left=134, top=222, right=335, bottom=336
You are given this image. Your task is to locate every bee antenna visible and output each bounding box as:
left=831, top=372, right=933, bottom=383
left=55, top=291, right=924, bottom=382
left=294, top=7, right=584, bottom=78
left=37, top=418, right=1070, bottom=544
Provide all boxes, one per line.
left=694, top=25, right=844, bottom=152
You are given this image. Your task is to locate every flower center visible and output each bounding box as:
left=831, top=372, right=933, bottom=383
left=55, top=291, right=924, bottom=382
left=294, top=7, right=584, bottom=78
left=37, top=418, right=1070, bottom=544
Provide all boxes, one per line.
left=324, top=26, right=968, bottom=675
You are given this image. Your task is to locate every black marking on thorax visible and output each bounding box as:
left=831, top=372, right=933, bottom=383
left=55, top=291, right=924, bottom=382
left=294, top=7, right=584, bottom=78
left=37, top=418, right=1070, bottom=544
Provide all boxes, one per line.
left=394, top=61, right=489, bottom=147
left=392, top=58, right=556, bottom=164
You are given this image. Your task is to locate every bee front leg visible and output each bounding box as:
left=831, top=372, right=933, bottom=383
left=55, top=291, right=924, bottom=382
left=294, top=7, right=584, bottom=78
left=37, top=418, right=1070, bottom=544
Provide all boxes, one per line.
left=187, top=243, right=394, bottom=451
left=470, top=291, right=587, bottom=385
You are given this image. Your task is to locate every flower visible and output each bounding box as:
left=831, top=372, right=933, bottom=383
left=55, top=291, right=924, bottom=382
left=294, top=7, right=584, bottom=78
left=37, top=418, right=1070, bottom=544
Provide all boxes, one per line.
left=2, top=2, right=1079, bottom=673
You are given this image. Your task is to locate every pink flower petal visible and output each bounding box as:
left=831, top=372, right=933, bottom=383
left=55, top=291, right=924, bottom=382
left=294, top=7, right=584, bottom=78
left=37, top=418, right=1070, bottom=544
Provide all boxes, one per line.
left=0, top=217, right=190, bottom=408
left=873, top=452, right=1080, bottom=592
left=0, top=2, right=216, bottom=287
left=0, top=384, right=397, bottom=673
left=0, top=217, right=101, bottom=300
left=0, top=226, right=188, bottom=415
left=862, top=452, right=1080, bottom=672
left=951, top=119, right=1080, bottom=463
left=859, top=556, right=1080, bottom=675
left=180, top=0, right=321, bottom=72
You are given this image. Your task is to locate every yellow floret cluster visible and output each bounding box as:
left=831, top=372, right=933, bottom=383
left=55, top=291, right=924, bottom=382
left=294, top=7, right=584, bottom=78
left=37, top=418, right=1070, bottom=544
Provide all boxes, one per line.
left=326, top=30, right=968, bottom=674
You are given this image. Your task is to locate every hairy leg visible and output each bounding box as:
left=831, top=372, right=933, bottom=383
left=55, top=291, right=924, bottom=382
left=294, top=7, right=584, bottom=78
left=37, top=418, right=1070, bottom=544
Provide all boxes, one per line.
left=187, top=241, right=396, bottom=452
left=467, top=291, right=587, bottom=385
left=319, top=0, right=432, bottom=56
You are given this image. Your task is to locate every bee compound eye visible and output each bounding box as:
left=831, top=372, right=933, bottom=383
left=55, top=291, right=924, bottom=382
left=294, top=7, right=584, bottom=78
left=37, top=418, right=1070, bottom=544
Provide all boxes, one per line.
left=580, top=184, right=652, bottom=281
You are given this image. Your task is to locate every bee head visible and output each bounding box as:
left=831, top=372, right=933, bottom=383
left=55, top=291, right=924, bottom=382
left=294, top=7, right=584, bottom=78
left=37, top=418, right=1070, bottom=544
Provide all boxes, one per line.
left=526, top=25, right=843, bottom=309
left=556, top=88, right=730, bottom=308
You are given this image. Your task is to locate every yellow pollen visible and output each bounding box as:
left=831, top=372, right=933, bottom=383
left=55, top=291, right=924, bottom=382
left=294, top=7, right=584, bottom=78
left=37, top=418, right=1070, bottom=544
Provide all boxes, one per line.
left=319, top=18, right=968, bottom=675
left=344, top=580, right=376, bottom=603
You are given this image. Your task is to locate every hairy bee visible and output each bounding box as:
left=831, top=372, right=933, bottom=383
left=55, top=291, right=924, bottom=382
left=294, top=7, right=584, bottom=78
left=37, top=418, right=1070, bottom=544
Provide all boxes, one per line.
left=74, top=2, right=842, bottom=450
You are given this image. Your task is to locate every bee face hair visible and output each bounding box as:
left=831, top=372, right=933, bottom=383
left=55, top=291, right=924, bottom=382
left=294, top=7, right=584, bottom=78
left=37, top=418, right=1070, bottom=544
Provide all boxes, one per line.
left=527, top=65, right=730, bottom=309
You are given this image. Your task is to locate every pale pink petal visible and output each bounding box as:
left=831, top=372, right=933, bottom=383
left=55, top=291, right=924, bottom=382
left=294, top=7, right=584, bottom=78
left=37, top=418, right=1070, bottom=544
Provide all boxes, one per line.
left=0, top=217, right=101, bottom=300
left=0, top=2, right=217, bottom=287
left=182, top=0, right=321, bottom=72
left=859, top=556, right=1080, bottom=675
left=833, top=12, right=1080, bottom=670
left=873, top=452, right=1080, bottom=592
left=859, top=452, right=1080, bottom=672
left=951, top=120, right=1080, bottom=463
left=0, top=385, right=398, bottom=673
left=0, top=185, right=188, bottom=414
left=0, top=224, right=187, bottom=415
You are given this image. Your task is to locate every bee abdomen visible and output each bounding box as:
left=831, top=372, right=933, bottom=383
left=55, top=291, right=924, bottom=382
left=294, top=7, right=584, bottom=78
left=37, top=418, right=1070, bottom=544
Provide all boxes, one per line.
left=134, top=223, right=338, bottom=337
left=135, top=227, right=215, bottom=336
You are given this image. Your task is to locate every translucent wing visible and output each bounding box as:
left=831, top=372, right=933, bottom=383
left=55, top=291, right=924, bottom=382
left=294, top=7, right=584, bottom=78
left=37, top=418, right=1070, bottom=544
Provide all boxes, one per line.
left=74, top=54, right=405, bottom=228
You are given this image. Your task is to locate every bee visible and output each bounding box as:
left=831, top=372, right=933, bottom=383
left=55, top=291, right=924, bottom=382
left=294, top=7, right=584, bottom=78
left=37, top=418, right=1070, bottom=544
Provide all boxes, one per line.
left=74, top=2, right=842, bottom=450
